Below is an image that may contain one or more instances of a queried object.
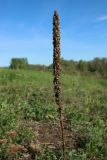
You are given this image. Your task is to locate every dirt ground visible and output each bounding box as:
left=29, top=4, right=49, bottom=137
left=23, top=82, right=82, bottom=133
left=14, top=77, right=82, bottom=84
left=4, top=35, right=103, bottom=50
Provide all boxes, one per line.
left=27, top=120, right=84, bottom=151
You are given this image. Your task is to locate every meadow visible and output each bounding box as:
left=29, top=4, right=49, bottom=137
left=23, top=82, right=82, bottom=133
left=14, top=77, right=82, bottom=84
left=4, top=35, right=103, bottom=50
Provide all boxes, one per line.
left=0, top=68, right=107, bottom=159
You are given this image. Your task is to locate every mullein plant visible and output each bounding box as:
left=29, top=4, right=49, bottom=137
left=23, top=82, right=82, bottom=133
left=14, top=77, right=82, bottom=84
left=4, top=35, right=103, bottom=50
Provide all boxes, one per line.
left=53, top=11, right=66, bottom=160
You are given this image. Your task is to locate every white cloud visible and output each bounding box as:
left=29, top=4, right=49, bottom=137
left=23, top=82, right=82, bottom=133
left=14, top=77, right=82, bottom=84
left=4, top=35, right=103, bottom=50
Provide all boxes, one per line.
left=96, top=16, right=107, bottom=22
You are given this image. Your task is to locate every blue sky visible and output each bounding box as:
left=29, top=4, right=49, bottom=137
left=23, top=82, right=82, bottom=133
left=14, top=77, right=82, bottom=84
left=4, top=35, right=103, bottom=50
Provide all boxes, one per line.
left=0, top=0, right=107, bottom=66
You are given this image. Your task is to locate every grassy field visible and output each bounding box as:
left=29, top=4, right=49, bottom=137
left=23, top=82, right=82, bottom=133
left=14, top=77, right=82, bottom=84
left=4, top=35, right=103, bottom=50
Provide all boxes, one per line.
left=0, top=68, right=107, bottom=159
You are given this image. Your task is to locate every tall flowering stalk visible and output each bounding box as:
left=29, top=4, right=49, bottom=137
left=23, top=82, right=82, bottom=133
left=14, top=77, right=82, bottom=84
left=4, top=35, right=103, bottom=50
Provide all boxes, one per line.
left=53, top=10, right=66, bottom=159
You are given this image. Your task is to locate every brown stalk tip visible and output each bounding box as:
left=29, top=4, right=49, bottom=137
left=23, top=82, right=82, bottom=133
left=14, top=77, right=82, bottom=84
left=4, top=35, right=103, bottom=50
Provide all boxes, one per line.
left=54, top=10, right=59, bottom=16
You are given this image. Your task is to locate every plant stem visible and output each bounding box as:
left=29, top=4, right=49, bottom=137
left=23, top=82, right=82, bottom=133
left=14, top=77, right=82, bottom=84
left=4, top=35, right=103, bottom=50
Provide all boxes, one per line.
left=53, top=10, right=66, bottom=160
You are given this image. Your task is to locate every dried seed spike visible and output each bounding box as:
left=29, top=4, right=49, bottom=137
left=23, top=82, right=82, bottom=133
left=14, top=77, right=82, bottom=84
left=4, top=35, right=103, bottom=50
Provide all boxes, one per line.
left=53, top=10, right=66, bottom=160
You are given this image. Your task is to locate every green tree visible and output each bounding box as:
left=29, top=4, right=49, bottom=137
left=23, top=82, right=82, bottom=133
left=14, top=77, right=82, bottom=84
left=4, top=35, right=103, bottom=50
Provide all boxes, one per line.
left=78, top=60, right=88, bottom=72
left=10, top=58, right=28, bottom=69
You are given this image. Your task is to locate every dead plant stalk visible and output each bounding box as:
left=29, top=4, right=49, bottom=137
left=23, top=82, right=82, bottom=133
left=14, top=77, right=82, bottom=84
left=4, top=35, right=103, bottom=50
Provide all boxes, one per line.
left=53, top=10, right=66, bottom=160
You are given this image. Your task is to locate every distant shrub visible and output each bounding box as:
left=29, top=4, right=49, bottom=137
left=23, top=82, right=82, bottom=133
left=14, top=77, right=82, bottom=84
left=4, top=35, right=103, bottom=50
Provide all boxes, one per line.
left=48, top=58, right=78, bottom=74
left=77, top=60, right=88, bottom=72
left=28, top=64, right=47, bottom=71
left=88, top=58, right=107, bottom=77
left=9, top=58, right=28, bottom=69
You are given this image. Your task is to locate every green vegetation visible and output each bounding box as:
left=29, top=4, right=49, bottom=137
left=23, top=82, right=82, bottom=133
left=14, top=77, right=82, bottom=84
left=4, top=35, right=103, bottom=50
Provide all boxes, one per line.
left=0, top=68, right=107, bottom=159
left=9, top=57, right=107, bottom=78
left=10, top=58, right=28, bottom=69
left=49, top=57, right=107, bottom=77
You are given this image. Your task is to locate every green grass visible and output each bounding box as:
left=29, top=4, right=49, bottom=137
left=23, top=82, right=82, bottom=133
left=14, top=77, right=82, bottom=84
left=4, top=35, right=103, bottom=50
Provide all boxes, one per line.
left=0, top=68, right=107, bottom=159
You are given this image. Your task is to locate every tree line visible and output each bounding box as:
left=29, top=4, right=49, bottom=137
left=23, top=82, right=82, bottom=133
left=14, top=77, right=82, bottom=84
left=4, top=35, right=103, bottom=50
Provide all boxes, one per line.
left=9, top=57, right=107, bottom=78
